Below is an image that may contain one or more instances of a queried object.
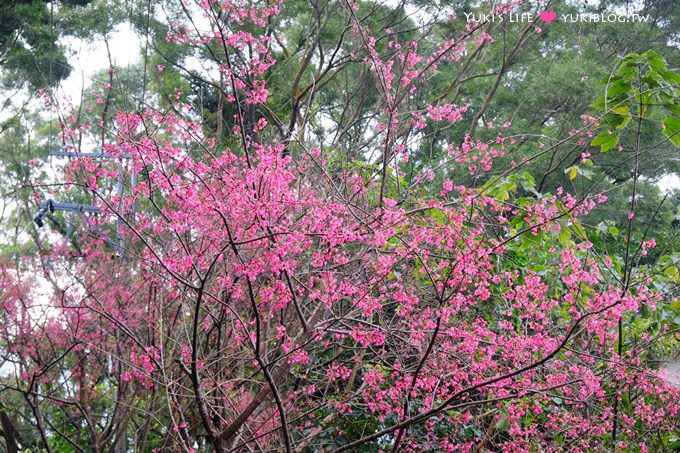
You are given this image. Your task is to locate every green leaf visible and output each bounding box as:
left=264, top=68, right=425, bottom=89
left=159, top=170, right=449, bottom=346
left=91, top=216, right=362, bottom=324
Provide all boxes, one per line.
left=611, top=106, right=630, bottom=115
left=571, top=220, right=587, bottom=240
left=603, top=112, right=624, bottom=130
left=606, top=80, right=631, bottom=99
left=592, top=95, right=606, bottom=110
left=645, top=50, right=667, bottom=73
left=662, top=117, right=680, bottom=147
left=566, top=165, right=578, bottom=181
left=425, top=208, right=447, bottom=225
left=621, top=53, right=642, bottom=65
left=558, top=225, right=572, bottom=245
left=519, top=171, right=536, bottom=191
left=641, top=71, right=663, bottom=88
left=659, top=69, right=680, bottom=85
left=591, top=130, right=618, bottom=152
left=616, top=62, right=638, bottom=81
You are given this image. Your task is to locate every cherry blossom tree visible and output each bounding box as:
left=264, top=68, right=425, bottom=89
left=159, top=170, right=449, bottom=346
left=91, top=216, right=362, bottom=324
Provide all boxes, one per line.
left=1, top=0, right=678, bottom=451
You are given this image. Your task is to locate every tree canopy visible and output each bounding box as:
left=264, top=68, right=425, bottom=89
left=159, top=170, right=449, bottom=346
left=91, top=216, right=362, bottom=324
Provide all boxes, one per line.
left=0, top=0, right=678, bottom=451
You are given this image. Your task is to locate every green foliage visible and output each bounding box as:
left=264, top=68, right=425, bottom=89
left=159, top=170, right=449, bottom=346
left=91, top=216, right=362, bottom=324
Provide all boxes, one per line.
left=0, top=0, right=101, bottom=89
left=591, top=50, right=680, bottom=152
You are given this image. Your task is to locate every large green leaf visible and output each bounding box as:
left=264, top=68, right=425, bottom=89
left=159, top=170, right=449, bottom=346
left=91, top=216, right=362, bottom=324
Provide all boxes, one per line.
left=663, top=117, right=680, bottom=147
left=591, top=130, right=618, bottom=152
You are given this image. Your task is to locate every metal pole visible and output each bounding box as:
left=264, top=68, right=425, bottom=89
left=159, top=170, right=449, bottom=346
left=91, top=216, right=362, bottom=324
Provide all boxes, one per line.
left=115, top=160, right=125, bottom=257
left=48, top=150, right=131, bottom=159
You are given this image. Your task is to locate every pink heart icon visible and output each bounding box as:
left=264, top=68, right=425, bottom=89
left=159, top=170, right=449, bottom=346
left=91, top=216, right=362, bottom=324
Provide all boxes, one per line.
left=539, top=10, right=557, bottom=23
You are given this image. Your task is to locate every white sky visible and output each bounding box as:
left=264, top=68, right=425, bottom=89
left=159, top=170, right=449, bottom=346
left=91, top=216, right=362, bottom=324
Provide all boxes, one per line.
left=59, top=22, right=142, bottom=103
left=657, top=173, right=680, bottom=193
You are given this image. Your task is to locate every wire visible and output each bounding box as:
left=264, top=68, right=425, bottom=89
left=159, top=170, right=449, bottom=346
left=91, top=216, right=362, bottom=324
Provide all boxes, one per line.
left=49, top=1, right=55, bottom=160
left=141, top=0, right=152, bottom=110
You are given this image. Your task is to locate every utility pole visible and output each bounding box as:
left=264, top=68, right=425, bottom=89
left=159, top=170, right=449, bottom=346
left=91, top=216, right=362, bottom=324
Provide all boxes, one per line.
left=34, top=150, right=134, bottom=257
